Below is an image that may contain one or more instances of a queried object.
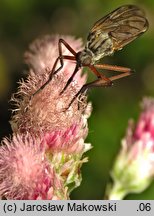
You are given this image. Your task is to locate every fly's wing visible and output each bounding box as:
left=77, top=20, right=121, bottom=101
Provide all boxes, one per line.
left=90, top=5, right=149, bottom=51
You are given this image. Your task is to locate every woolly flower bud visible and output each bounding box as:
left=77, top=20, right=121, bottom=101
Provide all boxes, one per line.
left=10, top=35, right=92, bottom=154
left=0, top=134, right=65, bottom=200
left=108, top=97, right=154, bottom=200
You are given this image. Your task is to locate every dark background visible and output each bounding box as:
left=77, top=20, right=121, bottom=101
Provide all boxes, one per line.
left=0, top=0, right=154, bottom=199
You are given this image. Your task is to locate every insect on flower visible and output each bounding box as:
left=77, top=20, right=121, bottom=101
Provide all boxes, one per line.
left=33, top=5, right=149, bottom=107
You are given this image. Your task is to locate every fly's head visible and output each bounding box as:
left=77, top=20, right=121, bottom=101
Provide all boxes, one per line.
left=76, top=49, right=93, bottom=67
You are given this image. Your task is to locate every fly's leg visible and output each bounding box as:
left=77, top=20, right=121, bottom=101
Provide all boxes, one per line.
left=32, top=39, right=77, bottom=97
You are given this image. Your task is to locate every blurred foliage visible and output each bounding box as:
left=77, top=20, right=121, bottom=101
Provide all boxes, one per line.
left=0, top=0, right=154, bottom=199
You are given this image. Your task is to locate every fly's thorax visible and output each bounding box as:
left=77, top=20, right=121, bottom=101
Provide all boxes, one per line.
left=76, top=50, right=93, bottom=66
left=86, top=31, right=114, bottom=62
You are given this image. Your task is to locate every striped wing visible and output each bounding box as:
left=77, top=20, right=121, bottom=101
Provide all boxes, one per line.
left=90, top=5, right=149, bottom=50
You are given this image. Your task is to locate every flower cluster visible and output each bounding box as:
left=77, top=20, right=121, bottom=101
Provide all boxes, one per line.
left=108, top=97, right=154, bottom=200
left=0, top=35, right=92, bottom=200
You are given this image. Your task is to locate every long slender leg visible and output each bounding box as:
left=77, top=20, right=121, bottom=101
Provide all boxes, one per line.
left=57, top=38, right=77, bottom=70
left=32, top=56, right=60, bottom=96
left=95, top=64, right=132, bottom=73
left=32, top=55, right=75, bottom=96
left=60, top=64, right=113, bottom=96
left=67, top=71, right=131, bottom=108
left=32, top=39, right=77, bottom=96
left=52, top=39, right=77, bottom=74
left=60, top=63, right=80, bottom=95
left=88, top=65, right=113, bottom=86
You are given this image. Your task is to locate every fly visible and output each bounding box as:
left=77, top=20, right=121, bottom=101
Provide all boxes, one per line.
left=33, top=5, right=149, bottom=107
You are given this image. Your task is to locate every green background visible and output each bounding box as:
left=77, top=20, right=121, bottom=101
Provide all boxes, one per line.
left=0, top=0, right=154, bottom=199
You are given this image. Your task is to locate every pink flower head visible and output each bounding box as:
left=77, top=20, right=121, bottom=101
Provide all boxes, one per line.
left=5, top=35, right=93, bottom=199
left=123, top=98, right=154, bottom=172
left=109, top=97, right=154, bottom=199
left=0, top=134, right=65, bottom=200
left=10, top=35, right=92, bottom=154
left=134, top=97, right=154, bottom=140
